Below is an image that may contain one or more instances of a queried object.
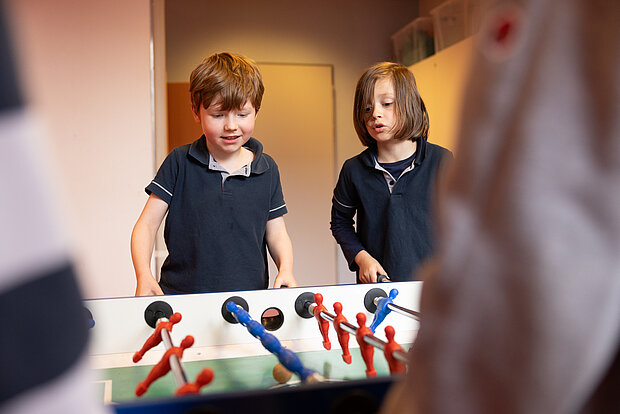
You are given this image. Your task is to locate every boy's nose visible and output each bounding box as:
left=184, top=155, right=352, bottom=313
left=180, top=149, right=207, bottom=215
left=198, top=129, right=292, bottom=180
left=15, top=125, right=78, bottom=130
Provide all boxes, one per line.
left=224, top=117, right=237, bottom=130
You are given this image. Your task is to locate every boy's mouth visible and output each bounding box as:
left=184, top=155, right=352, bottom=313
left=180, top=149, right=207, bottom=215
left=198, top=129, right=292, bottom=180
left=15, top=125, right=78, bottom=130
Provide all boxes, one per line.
left=221, top=135, right=241, bottom=141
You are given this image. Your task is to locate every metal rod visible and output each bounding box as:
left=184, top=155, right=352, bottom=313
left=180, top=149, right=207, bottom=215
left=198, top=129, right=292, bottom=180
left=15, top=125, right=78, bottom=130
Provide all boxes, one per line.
left=387, top=303, right=420, bottom=319
left=308, top=303, right=409, bottom=364
left=393, top=349, right=409, bottom=363
left=158, top=318, right=188, bottom=387
left=372, top=297, right=421, bottom=320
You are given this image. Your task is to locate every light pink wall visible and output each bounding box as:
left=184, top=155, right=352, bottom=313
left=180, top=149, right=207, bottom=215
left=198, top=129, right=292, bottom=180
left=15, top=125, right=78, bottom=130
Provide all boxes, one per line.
left=7, top=0, right=154, bottom=298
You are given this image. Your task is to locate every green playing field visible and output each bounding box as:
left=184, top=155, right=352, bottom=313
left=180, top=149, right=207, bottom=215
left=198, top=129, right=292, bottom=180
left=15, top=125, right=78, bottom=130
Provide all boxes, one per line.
left=93, top=345, right=399, bottom=404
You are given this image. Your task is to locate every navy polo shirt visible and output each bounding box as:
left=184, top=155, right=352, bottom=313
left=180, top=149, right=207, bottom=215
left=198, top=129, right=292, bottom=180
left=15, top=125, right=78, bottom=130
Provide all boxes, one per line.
left=331, top=139, right=452, bottom=282
left=146, top=136, right=287, bottom=294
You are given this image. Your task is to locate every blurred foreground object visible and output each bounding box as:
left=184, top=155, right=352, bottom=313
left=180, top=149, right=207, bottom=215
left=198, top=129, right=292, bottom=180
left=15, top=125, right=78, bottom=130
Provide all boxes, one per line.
left=382, top=0, right=619, bottom=413
left=0, top=3, right=106, bottom=413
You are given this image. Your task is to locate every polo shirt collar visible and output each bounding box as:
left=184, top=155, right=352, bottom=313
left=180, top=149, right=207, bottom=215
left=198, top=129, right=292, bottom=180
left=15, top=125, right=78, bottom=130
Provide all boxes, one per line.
left=414, top=137, right=427, bottom=166
left=360, top=137, right=427, bottom=167
left=188, top=135, right=210, bottom=165
left=188, top=135, right=270, bottom=174
left=246, top=137, right=269, bottom=174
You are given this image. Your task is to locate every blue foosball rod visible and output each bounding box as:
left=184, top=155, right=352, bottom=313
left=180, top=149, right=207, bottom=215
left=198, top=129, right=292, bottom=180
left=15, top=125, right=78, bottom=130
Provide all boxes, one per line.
left=225, top=301, right=323, bottom=383
left=367, top=288, right=421, bottom=333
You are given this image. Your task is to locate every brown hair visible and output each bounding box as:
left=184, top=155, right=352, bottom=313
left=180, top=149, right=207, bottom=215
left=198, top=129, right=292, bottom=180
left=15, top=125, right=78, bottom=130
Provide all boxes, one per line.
left=189, top=52, right=264, bottom=114
left=353, top=62, right=429, bottom=148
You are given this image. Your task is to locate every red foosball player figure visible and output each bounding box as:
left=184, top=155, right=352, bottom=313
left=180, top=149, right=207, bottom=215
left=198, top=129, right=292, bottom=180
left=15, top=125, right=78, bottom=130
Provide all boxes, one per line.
left=133, top=312, right=182, bottom=363
left=175, top=367, right=215, bottom=396
left=355, top=313, right=376, bottom=377
left=313, top=293, right=331, bottom=350
left=135, top=335, right=194, bottom=397
left=332, top=302, right=352, bottom=364
left=383, top=325, right=406, bottom=374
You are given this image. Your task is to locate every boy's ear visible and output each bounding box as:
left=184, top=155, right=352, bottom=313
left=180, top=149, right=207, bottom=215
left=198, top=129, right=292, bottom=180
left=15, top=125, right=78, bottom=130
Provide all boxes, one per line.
left=191, top=106, right=200, bottom=123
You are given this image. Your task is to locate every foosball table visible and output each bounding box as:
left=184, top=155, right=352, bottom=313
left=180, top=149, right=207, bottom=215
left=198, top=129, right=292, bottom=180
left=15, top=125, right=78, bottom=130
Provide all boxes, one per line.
left=84, top=281, right=422, bottom=413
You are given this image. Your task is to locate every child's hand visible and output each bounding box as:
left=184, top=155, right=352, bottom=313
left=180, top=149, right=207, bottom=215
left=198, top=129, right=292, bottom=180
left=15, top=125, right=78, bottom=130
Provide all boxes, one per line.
left=135, top=274, right=164, bottom=296
left=355, top=251, right=388, bottom=283
left=273, top=270, right=298, bottom=288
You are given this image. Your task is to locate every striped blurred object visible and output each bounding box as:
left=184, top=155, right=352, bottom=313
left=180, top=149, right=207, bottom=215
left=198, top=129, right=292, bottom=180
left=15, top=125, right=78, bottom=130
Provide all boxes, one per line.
left=0, top=3, right=107, bottom=413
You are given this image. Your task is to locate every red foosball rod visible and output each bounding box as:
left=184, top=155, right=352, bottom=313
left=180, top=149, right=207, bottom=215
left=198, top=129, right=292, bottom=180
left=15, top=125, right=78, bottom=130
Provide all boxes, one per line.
left=135, top=335, right=193, bottom=396
left=355, top=313, right=376, bottom=377
left=133, top=301, right=213, bottom=396
left=332, top=302, right=352, bottom=364
left=383, top=325, right=406, bottom=374
left=312, top=293, right=331, bottom=350
left=295, top=292, right=409, bottom=376
left=175, top=368, right=214, bottom=396
left=133, top=311, right=182, bottom=363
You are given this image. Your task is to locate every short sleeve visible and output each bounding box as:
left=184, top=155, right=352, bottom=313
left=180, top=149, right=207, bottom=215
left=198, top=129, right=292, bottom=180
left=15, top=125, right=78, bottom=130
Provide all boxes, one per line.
left=267, top=159, right=287, bottom=220
left=145, top=149, right=180, bottom=205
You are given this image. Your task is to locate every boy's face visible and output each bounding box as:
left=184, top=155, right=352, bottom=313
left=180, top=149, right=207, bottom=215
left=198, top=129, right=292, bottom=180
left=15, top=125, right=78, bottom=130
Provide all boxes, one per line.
left=364, top=77, right=396, bottom=143
left=192, top=98, right=256, bottom=158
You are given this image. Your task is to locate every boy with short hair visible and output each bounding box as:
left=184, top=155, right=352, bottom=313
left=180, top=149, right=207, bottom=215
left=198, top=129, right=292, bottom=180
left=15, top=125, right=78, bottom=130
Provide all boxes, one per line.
left=131, top=52, right=297, bottom=295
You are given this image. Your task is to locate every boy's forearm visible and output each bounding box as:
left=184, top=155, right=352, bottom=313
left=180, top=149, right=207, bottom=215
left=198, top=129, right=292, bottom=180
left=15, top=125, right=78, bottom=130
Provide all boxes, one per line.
left=131, top=222, right=157, bottom=280
left=269, top=233, right=297, bottom=287
left=269, top=234, right=294, bottom=272
left=131, top=195, right=167, bottom=295
left=265, top=217, right=294, bottom=271
left=131, top=223, right=164, bottom=295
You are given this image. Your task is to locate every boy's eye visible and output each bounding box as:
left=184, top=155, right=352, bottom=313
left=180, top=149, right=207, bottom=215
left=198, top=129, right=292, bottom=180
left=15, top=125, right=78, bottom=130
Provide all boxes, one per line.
left=238, top=113, right=248, bottom=118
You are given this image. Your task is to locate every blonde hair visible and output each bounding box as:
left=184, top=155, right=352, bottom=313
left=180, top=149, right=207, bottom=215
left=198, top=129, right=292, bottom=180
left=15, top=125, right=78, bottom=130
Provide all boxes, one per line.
left=353, top=62, right=429, bottom=148
left=189, top=52, right=264, bottom=113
